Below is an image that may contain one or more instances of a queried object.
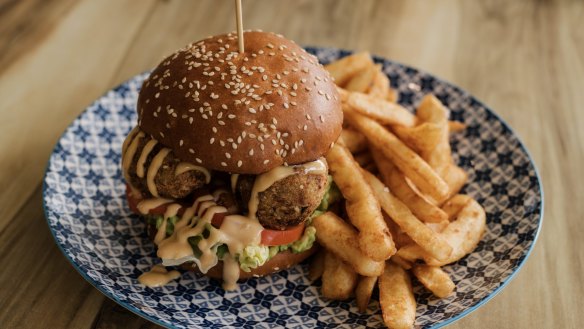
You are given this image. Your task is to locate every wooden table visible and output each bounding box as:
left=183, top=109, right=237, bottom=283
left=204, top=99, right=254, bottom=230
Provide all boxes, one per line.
left=1, top=0, right=581, bottom=328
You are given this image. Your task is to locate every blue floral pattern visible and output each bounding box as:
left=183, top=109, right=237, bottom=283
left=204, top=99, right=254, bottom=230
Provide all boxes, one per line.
left=43, top=47, right=542, bottom=328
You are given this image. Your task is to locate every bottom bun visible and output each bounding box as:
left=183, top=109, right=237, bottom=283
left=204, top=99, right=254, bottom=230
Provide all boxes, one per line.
left=181, top=246, right=318, bottom=280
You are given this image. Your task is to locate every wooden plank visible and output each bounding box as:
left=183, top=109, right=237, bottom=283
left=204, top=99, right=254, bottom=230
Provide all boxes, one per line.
left=93, top=299, right=162, bottom=329
left=0, top=0, right=156, bottom=232
left=0, top=0, right=78, bottom=74
left=0, top=185, right=105, bottom=328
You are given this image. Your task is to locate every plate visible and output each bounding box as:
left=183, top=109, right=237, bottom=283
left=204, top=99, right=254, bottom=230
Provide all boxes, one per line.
left=43, top=47, right=543, bottom=328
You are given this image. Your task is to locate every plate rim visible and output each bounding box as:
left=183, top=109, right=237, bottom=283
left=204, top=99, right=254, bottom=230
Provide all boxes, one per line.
left=42, top=47, right=544, bottom=329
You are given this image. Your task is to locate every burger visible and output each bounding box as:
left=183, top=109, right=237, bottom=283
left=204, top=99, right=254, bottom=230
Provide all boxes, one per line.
left=122, top=31, right=343, bottom=289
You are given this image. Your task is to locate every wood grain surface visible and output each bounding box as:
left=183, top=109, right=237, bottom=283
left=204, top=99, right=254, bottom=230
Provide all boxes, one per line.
left=0, top=0, right=581, bottom=328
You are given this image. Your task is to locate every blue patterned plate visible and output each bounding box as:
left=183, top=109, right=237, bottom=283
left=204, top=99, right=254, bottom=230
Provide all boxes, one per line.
left=43, top=47, right=543, bottom=328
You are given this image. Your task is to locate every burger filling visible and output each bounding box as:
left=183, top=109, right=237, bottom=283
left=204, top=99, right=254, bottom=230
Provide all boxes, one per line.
left=123, top=129, right=340, bottom=289
left=138, top=176, right=340, bottom=273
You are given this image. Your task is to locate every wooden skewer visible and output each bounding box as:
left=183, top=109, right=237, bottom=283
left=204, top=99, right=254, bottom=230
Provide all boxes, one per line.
left=235, top=0, right=244, bottom=53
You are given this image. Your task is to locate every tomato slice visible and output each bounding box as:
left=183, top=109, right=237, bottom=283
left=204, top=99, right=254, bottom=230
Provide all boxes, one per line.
left=126, top=185, right=142, bottom=214
left=261, top=223, right=305, bottom=246
left=211, top=212, right=227, bottom=227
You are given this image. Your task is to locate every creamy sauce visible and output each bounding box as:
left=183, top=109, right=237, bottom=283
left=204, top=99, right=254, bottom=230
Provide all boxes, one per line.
left=138, top=265, right=180, bottom=287
left=137, top=197, right=173, bottom=215
left=158, top=205, right=227, bottom=270
left=147, top=148, right=171, bottom=197
left=153, top=193, right=264, bottom=290
left=230, top=174, right=240, bottom=193
left=220, top=214, right=263, bottom=254
left=247, top=158, right=327, bottom=220
left=175, top=162, right=211, bottom=184
left=222, top=255, right=240, bottom=291
left=122, top=131, right=145, bottom=185
left=122, top=126, right=139, bottom=156
left=154, top=203, right=182, bottom=244
left=137, top=139, right=158, bottom=178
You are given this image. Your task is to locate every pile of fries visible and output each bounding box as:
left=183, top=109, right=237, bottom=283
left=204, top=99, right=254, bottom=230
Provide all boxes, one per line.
left=310, top=53, right=487, bottom=329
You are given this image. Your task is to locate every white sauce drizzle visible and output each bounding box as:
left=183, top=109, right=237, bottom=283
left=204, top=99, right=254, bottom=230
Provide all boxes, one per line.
left=122, top=126, right=139, bottom=155
left=154, top=203, right=182, bottom=245
left=175, top=162, right=211, bottom=184
left=222, top=255, right=240, bottom=291
left=147, top=148, right=171, bottom=197
left=138, top=264, right=180, bottom=287
left=137, top=139, right=158, bottom=178
left=122, top=131, right=145, bottom=185
left=230, top=174, right=240, bottom=193
left=137, top=197, right=173, bottom=215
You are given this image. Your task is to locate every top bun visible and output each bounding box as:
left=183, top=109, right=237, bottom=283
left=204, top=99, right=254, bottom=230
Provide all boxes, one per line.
left=137, top=31, right=342, bottom=174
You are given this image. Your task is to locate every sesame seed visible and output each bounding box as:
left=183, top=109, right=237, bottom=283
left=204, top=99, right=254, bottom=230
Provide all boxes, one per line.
left=249, top=108, right=257, bottom=114
left=225, top=152, right=231, bottom=159
left=221, top=162, right=227, bottom=167
left=237, top=160, right=242, bottom=167
left=189, top=148, right=195, bottom=154
left=303, top=125, right=308, bottom=131
left=232, top=143, right=238, bottom=149
left=212, top=127, right=218, bottom=133
left=218, top=120, right=225, bottom=126
left=249, top=149, right=254, bottom=155
left=306, top=114, right=312, bottom=120
left=320, top=115, right=324, bottom=122
left=210, top=138, right=215, bottom=144
left=196, top=158, right=202, bottom=163
left=283, top=103, right=289, bottom=109
left=263, top=160, right=270, bottom=164
left=179, top=140, right=184, bottom=146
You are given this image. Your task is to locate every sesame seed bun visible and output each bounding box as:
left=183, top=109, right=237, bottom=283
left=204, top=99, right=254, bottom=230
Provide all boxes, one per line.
left=137, top=31, right=342, bottom=174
